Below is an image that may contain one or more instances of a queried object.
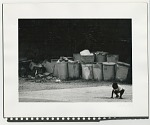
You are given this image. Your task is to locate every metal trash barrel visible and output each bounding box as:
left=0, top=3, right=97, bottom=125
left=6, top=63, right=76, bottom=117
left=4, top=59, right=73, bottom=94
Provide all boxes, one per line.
left=107, top=54, right=119, bottom=63
left=73, top=53, right=81, bottom=61
left=57, top=62, right=68, bottom=80
left=116, top=62, right=130, bottom=82
left=68, top=61, right=80, bottom=79
left=53, top=63, right=58, bottom=77
left=103, top=62, right=116, bottom=81
left=93, top=63, right=103, bottom=81
left=81, top=64, right=93, bottom=80
left=95, top=52, right=108, bottom=63
left=51, top=59, right=59, bottom=77
left=81, top=55, right=95, bottom=63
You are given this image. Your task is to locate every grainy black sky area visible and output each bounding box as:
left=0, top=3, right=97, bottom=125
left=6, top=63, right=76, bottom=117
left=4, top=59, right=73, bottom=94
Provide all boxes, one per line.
left=19, top=19, right=132, bottom=63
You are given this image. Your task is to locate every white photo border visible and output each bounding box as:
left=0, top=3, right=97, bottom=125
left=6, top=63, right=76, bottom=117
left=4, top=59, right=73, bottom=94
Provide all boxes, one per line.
left=3, top=2, right=149, bottom=118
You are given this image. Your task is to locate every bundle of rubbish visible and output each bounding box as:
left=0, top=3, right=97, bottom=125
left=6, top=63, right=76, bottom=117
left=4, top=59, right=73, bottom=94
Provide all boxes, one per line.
left=19, top=58, right=32, bottom=78
left=19, top=56, right=75, bottom=83
left=28, top=60, right=66, bottom=83
left=57, top=56, right=79, bottom=63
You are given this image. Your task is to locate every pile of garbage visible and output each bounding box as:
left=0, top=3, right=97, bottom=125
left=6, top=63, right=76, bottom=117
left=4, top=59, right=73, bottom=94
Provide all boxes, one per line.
left=19, top=56, right=74, bottom=83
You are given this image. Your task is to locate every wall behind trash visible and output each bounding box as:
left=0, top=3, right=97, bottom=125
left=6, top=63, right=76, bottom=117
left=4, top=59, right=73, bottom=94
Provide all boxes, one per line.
left=19, top=19, right=132, bottom=64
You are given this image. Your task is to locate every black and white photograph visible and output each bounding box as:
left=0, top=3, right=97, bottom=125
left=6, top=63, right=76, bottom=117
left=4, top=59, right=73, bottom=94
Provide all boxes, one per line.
left=18, top=19, right=132, bottom=102
left=2, top=1, right=149, bottom=121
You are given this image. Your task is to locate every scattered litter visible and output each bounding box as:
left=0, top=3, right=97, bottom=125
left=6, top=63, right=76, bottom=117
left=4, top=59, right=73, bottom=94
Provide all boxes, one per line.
left=43, top=72, right=50, bottom=76
left=55, top=79, right=61, bottom=83
left=52, top=77, right=57, bottom=80
left=28, top=75, right=35, bottom=80
left=46, top=76, right=52, bottom=80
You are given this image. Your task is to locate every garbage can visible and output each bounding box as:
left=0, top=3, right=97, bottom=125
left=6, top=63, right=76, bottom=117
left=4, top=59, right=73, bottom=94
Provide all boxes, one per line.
left=93, top=63, right=103, bottom=81
left=116, top=62, right=130, bottom=82
left=81, top=64, right=93, bottom=80
left=95, top=52, right=108, bottom=63
left=68, top=61, right=80, bottom=79
left=103, top=62, right=116, bottom=81
left=81, top=55, right=95, bottom=63
left=53, top=63, right=58, bottom=77
left=51, top=59, right=59, bottom=77
left=73, top=53, right=81, bottom=61
left=107, top=54, right=119, bottom=63
left=57, top=62, right=68, bottom=80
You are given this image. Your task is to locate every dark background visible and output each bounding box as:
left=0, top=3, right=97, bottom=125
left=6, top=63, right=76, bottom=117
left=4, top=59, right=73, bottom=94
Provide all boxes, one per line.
left=19, top=19, right=132, bottom=64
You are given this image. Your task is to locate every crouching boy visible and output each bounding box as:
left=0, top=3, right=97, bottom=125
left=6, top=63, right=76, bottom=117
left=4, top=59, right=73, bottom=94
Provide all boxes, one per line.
left=111, top=82, right=125, bottom=99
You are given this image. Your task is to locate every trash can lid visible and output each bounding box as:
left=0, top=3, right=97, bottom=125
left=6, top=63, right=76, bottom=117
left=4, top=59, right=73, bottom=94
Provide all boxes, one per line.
left=81, top=54, right=94, bottom=56
left=57, top=61, right=68, bottom=64
left=107, top=54, right=119, bottom=57
left=93, top=63, right=102, bottom=68
left=117, top=62, right=130, bottom=67
left=102, top=62, right=116, bottom=65
left=81, top=64, right=93, bottom=66
left=51, top=59, right=59, bottom=62
left=68, top=60, right=80, bottom=63
left=95, top=51, right=108, bottom=55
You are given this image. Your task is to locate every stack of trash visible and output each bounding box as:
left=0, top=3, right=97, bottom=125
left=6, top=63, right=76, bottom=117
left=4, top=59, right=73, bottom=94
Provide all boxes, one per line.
left=28, top=61, right=51, bottom=82
left=19, top=59, right=61, bottom=83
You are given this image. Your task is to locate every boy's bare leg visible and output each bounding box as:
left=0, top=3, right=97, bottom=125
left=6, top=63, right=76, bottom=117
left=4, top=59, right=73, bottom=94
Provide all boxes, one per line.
left=114, top=91, right=119, bottom=98
left=120, top=89, right=125, bottom=99
left=111, top=90, right=114, bottom=98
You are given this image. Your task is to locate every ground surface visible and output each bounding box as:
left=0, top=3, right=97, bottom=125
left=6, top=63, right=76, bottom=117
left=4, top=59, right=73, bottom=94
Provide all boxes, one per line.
left=19, top=79, right=132, bottom=102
